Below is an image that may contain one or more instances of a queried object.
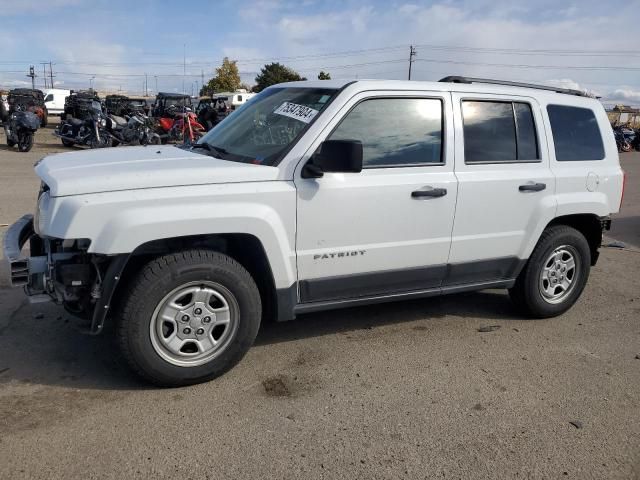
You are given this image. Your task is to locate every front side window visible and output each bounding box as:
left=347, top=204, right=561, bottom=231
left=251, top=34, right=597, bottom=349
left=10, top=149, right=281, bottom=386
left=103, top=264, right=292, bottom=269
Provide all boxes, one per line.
left=547, top=105, right=604, bottom=161
left=44, top=94, right=53, bottom=102
left=328, top=98, right=443, bottom=167
left=462, top=100, right=539, bottom=163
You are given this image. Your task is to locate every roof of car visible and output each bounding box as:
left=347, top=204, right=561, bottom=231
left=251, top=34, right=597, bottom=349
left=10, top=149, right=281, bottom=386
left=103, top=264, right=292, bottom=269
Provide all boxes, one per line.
left=275, top=78, right=597, bottom=103
left=9, top=88, right=44, bottom=96
left=157, top=92, right=191, bottom=98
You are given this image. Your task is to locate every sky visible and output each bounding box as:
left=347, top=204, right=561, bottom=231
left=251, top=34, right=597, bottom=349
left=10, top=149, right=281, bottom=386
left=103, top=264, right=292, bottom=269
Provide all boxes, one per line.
left=1, top=0, right=640, bottom=106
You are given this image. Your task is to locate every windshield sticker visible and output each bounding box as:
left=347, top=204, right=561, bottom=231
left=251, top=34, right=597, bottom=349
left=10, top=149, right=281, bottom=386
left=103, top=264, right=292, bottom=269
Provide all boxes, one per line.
left=273, top=102, right=319, bottom=124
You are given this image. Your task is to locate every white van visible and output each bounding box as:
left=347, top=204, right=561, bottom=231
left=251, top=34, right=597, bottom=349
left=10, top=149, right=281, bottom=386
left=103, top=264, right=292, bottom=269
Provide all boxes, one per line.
left=214, top=91, right=256, bottom=109
left=43, top=89, right=71, bottom=115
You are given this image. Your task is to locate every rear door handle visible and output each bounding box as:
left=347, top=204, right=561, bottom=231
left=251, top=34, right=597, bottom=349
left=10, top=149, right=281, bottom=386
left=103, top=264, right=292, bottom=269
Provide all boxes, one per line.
left=411, top=187, right=447, bottom=199
left=519, top=182, right=546, bottom=192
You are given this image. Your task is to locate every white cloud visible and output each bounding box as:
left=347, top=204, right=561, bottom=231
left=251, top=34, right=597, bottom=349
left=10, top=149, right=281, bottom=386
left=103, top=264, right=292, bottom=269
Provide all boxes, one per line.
left=604, top=88, right=640, bottom=104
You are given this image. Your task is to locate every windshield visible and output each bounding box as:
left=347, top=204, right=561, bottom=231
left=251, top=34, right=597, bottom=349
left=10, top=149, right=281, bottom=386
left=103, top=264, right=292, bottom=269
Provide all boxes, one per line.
left=161, top=96, right=191, bottom=107
left=196, top=87, right=338, bottom=165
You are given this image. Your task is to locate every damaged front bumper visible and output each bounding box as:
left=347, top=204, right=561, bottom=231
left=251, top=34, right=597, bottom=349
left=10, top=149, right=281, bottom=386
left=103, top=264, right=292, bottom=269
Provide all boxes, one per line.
left=3, top=214, right=53, bottom=294
left=3, top=214, right=127, bottom=334
left=3, top=214, right=35, bottom=287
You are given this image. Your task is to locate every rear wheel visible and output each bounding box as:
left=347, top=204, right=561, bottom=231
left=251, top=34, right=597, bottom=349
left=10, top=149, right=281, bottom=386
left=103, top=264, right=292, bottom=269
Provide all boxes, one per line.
left=17, top=131, right=33, bottom=152
left=116, top=250, right=262, bottom=386
left=510, top=225, right=591, bottom=318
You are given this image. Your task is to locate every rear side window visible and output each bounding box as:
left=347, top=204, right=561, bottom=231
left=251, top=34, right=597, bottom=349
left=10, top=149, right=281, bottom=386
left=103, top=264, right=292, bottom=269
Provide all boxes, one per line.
left=547, top=105, right=605, bottom=161
left=462, top=101, right=539, bottom=163
left=328, top=97, right=443, bottom=167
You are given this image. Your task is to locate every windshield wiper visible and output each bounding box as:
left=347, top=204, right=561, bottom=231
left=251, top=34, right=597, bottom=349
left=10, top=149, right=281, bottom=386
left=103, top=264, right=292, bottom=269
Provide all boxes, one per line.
left=209, top=145, right=229, bottom=156
left=190, top=143, right=228, bottom=158
left=189, top=143, right=221, bottom=158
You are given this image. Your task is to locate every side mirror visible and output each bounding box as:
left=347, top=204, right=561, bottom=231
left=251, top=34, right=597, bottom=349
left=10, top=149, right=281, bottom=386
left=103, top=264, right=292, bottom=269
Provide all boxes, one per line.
left=302, top=139, right=363, bottom=178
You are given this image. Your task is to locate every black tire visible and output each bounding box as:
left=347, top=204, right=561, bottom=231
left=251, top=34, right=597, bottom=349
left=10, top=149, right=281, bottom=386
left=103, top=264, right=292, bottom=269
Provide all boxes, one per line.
left=509, top=225, right=591, bottom=318
left=621, top=142, right=632, bottom=153
left=61, top=138, right=75, bottom=147
left=41, top=109, right=48, bottom=128
left=116, top=250, right=262, bottom=387
left=7, top=138, right=16, bottom=147
left=17, top=131, right=33, bottom=152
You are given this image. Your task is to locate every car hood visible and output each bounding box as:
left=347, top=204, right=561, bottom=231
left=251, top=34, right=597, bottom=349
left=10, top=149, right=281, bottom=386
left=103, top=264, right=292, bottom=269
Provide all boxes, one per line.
left=35, top=146, right=280, bottom=196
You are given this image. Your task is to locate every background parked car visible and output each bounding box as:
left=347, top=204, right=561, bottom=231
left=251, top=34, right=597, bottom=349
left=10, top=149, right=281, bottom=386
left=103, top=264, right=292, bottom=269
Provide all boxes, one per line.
left=43, top=88, right=71, bottom=116
left=8, top=88, right=48, bottom=127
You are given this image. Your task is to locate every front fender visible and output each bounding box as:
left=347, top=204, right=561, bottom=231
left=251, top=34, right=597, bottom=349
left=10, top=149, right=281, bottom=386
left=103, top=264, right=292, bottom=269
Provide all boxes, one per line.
left=44, top=182, right=297, bottom=289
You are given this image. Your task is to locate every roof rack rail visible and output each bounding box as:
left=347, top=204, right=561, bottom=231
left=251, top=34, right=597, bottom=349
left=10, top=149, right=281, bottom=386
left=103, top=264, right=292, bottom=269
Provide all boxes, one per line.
left=438, top=76, right=590, bottom=98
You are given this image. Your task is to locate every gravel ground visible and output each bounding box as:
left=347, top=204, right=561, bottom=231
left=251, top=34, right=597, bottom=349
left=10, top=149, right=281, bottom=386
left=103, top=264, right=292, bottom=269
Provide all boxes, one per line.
left=0, top=121, right=639, bottom=479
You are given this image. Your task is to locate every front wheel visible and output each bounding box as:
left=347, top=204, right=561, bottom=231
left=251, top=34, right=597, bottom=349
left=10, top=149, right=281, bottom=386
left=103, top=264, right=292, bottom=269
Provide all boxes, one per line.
left=61, top=138, right=75, bottom=147
left=116, top=250, right=262, bottom=386
left=89, top=131, right=112, bottom=149
left=509, top=225, right=591, bottom=318
left=17, top=131, right=33, bottom=152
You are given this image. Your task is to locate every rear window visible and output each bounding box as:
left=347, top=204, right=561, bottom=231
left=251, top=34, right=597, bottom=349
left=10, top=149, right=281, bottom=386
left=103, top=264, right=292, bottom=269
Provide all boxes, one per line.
left=462, top=101, right=539, bottom=163
left=547, top=105, right=605, bottom=161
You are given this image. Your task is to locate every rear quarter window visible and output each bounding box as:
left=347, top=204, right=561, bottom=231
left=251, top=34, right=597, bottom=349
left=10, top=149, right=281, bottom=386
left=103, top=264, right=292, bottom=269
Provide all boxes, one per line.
left=547, top=105, right=605, bottom=161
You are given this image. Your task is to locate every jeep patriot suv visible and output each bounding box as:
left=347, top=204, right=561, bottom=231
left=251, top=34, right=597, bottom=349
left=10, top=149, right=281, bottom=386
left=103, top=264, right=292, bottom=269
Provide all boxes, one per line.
left=3, top=76, right=624, bottom=386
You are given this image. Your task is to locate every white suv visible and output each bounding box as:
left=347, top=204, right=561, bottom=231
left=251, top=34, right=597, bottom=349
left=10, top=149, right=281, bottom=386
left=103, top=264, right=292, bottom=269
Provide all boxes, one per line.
left=3, top=77, right=624, bottom=386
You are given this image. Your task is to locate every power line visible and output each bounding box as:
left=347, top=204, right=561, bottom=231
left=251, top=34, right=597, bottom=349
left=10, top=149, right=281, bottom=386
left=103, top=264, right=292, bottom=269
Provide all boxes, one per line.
left=414, top=57, right=640, bottom=71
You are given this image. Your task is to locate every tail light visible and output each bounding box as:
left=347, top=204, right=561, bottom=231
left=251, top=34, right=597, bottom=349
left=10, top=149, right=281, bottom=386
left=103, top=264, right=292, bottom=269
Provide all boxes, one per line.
left=620, top=170, right=626, bottom=211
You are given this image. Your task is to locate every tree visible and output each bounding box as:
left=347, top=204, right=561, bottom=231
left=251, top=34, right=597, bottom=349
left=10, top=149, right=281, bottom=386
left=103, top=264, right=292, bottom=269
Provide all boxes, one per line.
left=253, top=63, right=306, bottom=92
left=318, top=71, right=331, bottom=80
left=201, top=57, right=241, bottom=96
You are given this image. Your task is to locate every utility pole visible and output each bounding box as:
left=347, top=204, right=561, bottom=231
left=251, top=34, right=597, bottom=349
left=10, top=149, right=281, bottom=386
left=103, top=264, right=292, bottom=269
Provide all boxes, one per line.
left=182, top=43, right=186, bottom=94
left=27, top=65, right=36, bottom=89
left=49, top=61, right=55, bottom=89
left=145, top=73, right=148, bottom=96
left=154, top=76, right=158, bottom=94
left=408, top=45, right=417, bottom=80
left=41, top=63, right=48, bottom=89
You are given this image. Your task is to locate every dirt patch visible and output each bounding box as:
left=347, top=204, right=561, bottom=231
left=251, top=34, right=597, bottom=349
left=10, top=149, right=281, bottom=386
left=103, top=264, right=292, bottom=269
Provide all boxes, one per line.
left=262, top=375, right=291, bottom=397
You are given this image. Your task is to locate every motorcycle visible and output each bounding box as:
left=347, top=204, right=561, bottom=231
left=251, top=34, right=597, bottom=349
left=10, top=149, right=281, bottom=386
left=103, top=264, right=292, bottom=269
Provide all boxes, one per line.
left=106, top=111, right=160, bottom=146
left=54, top=100, right=112, bottom=148
left=614, top=127, right=632, bottom=153
left=4, top=111, right=39, bottom=152
left=155, top=105, right=205, bottom=144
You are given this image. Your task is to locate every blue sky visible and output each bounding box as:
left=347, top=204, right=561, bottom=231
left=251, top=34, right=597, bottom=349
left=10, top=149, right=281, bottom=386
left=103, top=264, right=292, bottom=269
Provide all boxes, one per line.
left=2, top=0, right=640, bottom=105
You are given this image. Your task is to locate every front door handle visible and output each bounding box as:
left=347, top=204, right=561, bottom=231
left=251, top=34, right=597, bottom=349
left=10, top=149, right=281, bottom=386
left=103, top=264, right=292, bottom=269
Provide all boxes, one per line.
left=411, top=187, right=447, bottom=199
left=519, top=182, right=546, bottom=192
